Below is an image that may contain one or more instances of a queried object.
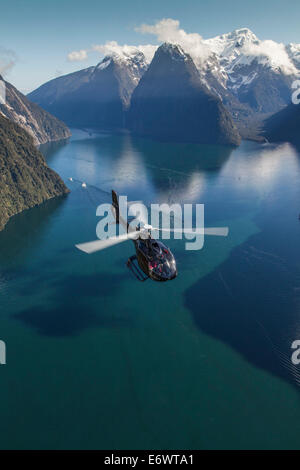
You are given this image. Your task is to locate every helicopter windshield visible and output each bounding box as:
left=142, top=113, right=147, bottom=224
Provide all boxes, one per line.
left=147, top=240, right=176, bottom=279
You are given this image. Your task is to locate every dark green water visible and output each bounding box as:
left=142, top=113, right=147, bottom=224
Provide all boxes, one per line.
left=0, top=129, right=300, bottom=449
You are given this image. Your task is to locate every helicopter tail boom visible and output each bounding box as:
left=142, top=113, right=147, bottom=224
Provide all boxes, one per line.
left=112, top=190, right=119, bottom=224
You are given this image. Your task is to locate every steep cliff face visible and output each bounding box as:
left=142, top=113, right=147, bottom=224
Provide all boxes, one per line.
left=28, top=51, right=148, bottom=129
left=0, top=114, right=69, bottom=231
left=0, top=76, right=71, bottom=145
left=263, top=104, right=300, bottom=144
left=127, top=44, right=241, bottom=146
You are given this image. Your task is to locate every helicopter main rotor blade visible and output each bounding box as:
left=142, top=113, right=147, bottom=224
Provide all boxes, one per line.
left=150, top=227, right=229, bottom=236
left=75, top=230, right=140, bottom=254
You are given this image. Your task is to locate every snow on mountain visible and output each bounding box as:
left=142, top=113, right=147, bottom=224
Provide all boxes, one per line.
left=191, top=28, right=299, bottom=118
left=204, top=28, right=260, bottom=66
left=157, top=42, right=189, bottom=60
left=147, top=28, right=299, bottom=118
left=28, top=26, right=300, bottom=140
left=286, top=43, right=300, bottom=70
left=94, top=45, right=150, bottom=82
left=203, top=28, right=298, bottom=88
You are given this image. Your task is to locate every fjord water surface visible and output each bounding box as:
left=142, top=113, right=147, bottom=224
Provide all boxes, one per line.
left=0, top=129, right=300, bottom=449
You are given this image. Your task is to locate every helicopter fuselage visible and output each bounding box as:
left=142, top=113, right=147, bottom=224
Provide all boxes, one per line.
left=133, top=236, right=177, bottom=282
left=111, top=191, right=177, bottom=282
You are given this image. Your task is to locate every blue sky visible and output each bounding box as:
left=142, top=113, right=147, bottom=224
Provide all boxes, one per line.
left=1, top=0, right=300, bottom=93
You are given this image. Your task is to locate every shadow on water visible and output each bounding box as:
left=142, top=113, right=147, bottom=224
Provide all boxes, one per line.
left=184, top=198, right=300, bottom=389
left=130, top=136, right=234, bottom=173
left=0, top=196, right=68, bottom=269
left=291, top=142, right=300, bottom=156
left=13, top=271, right=130, bottom=336
left=129, top=136, right=234, bottom=197
left=39, top=139, right=70, bottom=162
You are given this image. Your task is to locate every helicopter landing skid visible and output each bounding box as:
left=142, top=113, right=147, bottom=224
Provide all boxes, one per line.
left=126, top=255, right=149, bottom=282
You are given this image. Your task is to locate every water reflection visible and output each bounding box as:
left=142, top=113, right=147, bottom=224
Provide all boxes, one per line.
left=41, top=132, right=233, bottom=208
left=129, top=137, right=233, bottom=203
left=39, top=138, right=69, bottom=164
left=184, top=141, right=300, bottom=388
left=218, top=143, right=300, bottom=193
left=111, top=135, right=150, bottom=191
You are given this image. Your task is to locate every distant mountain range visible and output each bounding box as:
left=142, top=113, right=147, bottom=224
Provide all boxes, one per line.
left=0, top=75, right=71, bottom=145
left=28, top=28, right=300, bottom=145
left=28, top=42, right=240, bottom=145
left=0, top=114, right=69, bottom=231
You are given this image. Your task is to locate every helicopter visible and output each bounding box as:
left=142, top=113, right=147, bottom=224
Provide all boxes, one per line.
left=75, top=190, right=228, bottom=282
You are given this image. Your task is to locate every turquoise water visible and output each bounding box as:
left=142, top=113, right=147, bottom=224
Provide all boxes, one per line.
left=0, top=129, right=300, bottom=449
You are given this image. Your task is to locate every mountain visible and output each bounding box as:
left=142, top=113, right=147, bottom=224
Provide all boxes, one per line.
left=0, top=76, right=71, bottom=145
left=28, top=50, right=148, bottom=129
left=0, top=114, right=69, bottom=231
left=27, top=28, right=300, bottom=142
left=263, top=103, right=300, bottom=144
left=127, top=43, right=241, bottom=146
left=286, top=43, right=300, bottom=69
left=203, top=28, right=298, bottom=115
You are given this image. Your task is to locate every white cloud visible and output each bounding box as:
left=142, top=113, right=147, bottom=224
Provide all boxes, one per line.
left=67, top=18, right=212, bottom=66
left=136, top=18, right=189, bottom=43
left=66, top=18, right=299, bottom=75
left=241, top=40, right=298, bottom=74
left=67, top=49, right=88, bottom=62
left=92, top=41, right=157, bottom=63
left=0, top=47, right=16, bottom=76
left=135, top=18, right=212, bottom=65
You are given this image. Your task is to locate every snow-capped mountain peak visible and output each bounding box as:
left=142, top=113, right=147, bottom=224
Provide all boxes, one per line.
left=96, top=48, right=147, bottom=68
left=95, top=48, right=148, bottom=85
left=159, top=42, right=186, bottom=55
left=204, top=28, right=260, bottom=59
left=153, top=42, right=192, bottom=64
left=204, top=28, right=297, bottom=76
left=96, top=56, right=111, bottom=70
